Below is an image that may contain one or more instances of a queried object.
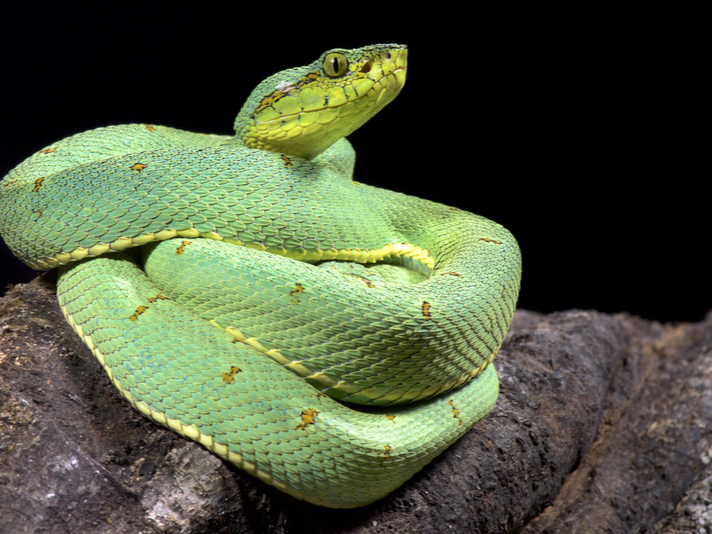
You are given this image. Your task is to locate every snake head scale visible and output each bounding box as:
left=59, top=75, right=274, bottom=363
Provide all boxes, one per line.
left=231, top=44, right=408, bottom=160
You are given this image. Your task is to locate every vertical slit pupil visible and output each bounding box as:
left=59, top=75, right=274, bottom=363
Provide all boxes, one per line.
left=328, top=56, right=345, bottom=76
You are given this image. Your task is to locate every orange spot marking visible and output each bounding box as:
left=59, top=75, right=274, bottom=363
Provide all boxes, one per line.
left=380, top=444, right=393, bottom=465
left=130, top=162, right=148, bottom=172
left=363, top=279, right=376, bottom=288
left=222, top=366, right=242, bottom=384
left=290, top=283, right=304, bottom=304
left=128, top=306, right=148, bottom=321
left=148, top=294, right=169, bottom=303
left=143, top=124, right=156, bottom=132
left=175, top=241, right=191, bottom=255
left=421, top=301, right=432, bottom=320
left=31, top=177, right=45, bottom=192
left=386, top=415, right=395, bottom=423
left=280, top=154, right=292, bottom=167
left=297, top=408, right=318, bottom=430
left=442, top=272, right=463, bottom=278
left=448, top=400, right=463, bottom=425
left=479, top=238, right=502, bottom=244
left=39, top=147, right=57, bottom=154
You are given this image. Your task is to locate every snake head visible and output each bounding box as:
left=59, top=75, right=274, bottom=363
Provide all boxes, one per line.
left=234, top=44, right=407, bottom=160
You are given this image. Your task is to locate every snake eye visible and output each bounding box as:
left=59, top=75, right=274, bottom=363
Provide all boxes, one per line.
left=323, top=53, right=349, bottom=78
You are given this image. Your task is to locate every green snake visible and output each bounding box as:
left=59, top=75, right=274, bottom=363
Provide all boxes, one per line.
left=0, top=44, right=521, bottom=508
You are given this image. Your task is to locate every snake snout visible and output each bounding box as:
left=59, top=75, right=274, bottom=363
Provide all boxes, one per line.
left=361, top=50, right=398, bottom=74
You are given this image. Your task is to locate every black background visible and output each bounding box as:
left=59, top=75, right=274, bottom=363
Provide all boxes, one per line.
left=1, top=4, right=708, bottom=322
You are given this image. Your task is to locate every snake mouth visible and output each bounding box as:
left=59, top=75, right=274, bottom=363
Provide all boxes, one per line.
left=262, top=65, right=406, bottom=121
left=255, top=76, right=406, bottom=131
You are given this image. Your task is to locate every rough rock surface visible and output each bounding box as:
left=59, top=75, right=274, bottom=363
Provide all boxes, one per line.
left=1, top=275, right=710, bottom=533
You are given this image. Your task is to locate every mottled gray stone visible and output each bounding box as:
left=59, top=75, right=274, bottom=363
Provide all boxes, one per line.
left=1, top=275, right=710, bottom=533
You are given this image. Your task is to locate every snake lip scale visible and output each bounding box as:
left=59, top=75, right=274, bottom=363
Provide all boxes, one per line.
left=0, top=44, right=521, bottom=508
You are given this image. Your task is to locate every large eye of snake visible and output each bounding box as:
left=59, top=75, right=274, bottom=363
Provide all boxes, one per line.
left=323, top=52, right=349, bottom=78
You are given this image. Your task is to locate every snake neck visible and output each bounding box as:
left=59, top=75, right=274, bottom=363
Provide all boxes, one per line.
left=221, top=45, right=407, bottom=160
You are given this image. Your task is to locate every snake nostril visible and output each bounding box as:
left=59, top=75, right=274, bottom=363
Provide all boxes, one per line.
left=360, top=60, right=372, bottom=73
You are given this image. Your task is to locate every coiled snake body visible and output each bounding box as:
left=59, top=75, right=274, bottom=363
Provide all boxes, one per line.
left=0, top=44, right=521, bottom=508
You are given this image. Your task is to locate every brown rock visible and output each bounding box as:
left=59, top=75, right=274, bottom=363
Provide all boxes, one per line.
left=1, top=275, right=710, bottom=533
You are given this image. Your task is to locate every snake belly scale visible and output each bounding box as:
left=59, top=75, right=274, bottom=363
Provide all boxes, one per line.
left=0, top=44, right=521, bottom=508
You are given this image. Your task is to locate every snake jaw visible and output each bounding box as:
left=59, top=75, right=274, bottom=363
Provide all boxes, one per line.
left=238, top=45, right=408, bottom=160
